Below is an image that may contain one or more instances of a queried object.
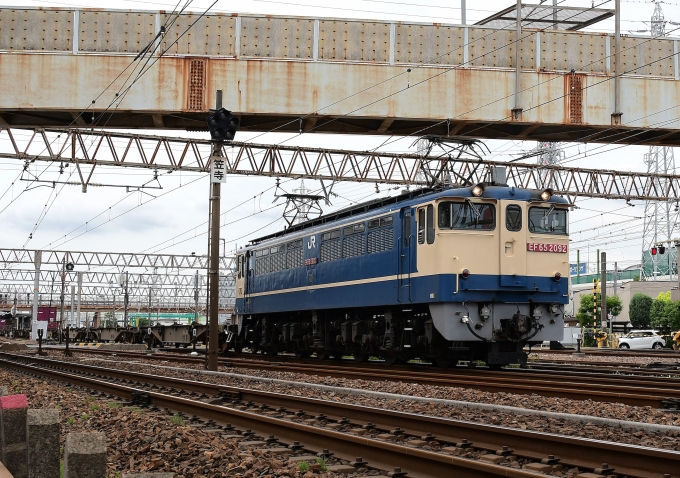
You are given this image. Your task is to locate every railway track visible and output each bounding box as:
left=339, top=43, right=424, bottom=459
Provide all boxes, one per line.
left=41, top=347, right=680, bottom=409
left=1, top=352, right=677, bottom=478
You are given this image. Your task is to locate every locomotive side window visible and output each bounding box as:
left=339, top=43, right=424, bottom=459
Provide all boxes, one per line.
left=417, top=208, right=425, bottom=244
left=438, top=201, right=496, bottom=230
left=426, top=205, right=435, bottom=244
left=528, top=206, right=568, bottom=235
left=505, top=205, right=522, bottom=232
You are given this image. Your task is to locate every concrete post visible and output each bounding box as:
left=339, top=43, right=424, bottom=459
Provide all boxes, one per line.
left=0, top=394, right=28, bottom=478
left=27, top=409, right=59, bottom=478
left=63, top=432, right=106, bottom=478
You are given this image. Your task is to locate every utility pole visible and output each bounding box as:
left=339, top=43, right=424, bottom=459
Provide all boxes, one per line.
left=194, top=271, right=199, bottom=324
left=59, top=255, right=66, bottom=342
left=70, top=285, right=75, bottom=327
left=207, top=90, right=224, bottom=372
left=600, top=252, right=607, bottom=333
left=76, top=271, right=82, bottom=328
left=121, top=271, right=129, bottom=328
left=31, top=250, right=41, bottom=341
left=461, top=0, right=466, bottom=24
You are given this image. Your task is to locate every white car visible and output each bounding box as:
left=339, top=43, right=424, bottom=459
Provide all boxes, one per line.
left=618, top=330, right=666, bottom=350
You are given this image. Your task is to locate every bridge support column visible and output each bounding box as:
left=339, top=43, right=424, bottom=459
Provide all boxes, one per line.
left=512, top=0, right=523, bottom=120
left=612, top=0, right=623, bottom=125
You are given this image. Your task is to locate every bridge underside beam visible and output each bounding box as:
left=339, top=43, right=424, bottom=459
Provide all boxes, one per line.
left=2, top=53, right=680, bottom=145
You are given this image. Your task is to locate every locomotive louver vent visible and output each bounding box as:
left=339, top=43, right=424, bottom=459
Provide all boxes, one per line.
left=321, top=240, right=341, bottom=262
left=343, top=235, right=365, bottom=258
left=368, top=229, right=393, bottom=254
left=286, top=249, right=304, bottom=269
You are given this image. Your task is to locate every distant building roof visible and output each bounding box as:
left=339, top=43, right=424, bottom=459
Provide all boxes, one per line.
left=476, top=3, right=614, bottom=31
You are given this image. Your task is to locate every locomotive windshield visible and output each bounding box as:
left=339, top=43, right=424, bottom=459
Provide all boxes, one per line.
left=528, top=206, right=568, bottom=235
left=438, top=201, right=496, bottom=230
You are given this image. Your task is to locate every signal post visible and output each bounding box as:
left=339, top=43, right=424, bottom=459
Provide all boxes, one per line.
left=206, top=90, right=239, bottom=372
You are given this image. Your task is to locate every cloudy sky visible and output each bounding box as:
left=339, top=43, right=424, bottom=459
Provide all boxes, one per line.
left=1, top=0, right=679, bottom=279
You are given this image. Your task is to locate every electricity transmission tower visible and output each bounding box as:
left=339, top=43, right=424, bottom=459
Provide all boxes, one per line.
left=641, top=147, right=679, bottom=280
left=641, top=1, right=679, bottom=281
left=536, top=141, right=565, bottom=189
left=651, top=0, right=666, bottom=37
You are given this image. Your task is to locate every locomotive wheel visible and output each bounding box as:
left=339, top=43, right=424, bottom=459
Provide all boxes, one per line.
left=353, top=353, right=367, bottom=363
left=434, top=357, right=455, bottom=368
left=383, top=355, right=400, bottom=365
left=234, top=342, right=243, bottom=354
left=316, top=350, right=328, bottom=360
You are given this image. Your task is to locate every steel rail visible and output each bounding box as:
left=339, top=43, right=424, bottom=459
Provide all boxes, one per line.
left=3, top=128, right=680, bottom=200
left=44, top=347, right=680, bottom=408
left=2, top=354, right=677, bottom=478
left=0, top=357, right=558, bottom=478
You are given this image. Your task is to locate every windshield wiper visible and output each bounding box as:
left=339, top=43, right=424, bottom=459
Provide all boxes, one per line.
left=543, top=205, right=555, bottom=219
left=465, top=198, right=481, bottom=222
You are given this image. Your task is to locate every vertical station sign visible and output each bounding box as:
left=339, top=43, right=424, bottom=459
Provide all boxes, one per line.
left=210, top=157, right=227, bottom=183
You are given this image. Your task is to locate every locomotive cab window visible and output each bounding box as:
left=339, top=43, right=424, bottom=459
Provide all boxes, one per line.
left=438, top=201, right=496, bottom=230
left=417, top=208, right=425, bottom=244
left=426, top=204, right=435, bottom=244
left=505, top=205, right=522, bottom=232
left=528, top=206, right=568, bottom=235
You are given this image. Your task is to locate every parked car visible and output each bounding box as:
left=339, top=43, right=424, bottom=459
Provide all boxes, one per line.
left=618, top=330, right=666, bottom=350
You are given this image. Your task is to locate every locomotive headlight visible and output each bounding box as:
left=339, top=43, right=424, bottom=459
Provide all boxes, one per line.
left=540, top=189, right=552, bottom=201
left=471, top=184, right=484, bottom=197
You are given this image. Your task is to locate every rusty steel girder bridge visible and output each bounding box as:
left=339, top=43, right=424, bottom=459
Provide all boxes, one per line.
left=2, top=6, right=680, bottom=145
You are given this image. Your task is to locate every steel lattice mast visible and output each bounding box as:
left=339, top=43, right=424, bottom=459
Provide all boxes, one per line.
left=641, top=147, right=679, bottom=280
left=641, top=2, right=679, bottom=281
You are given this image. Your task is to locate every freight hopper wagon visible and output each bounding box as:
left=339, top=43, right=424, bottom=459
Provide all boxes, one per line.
left=233, top=180, right=569, bottom=367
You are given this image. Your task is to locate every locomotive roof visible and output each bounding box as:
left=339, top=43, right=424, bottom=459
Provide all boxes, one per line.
left=247, top=185, right=568, bottom=247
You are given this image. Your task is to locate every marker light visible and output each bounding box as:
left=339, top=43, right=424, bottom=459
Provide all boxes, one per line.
left=471, top=184, right=484, bottom=197
left=540, top=189, right=552, bottom=202
left=554, top=272, right=561, bottom=281
left=461, top=269, right=470, bottom=279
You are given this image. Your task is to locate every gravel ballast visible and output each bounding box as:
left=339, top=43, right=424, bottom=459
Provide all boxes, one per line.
left=12, top=351, right=680, bottom=451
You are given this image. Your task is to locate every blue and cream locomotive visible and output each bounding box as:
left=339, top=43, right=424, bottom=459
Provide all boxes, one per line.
left=233, top=175, right=569, bottom=366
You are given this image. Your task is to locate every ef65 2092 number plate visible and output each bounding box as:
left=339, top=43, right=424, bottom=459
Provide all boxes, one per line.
left=527, top=243, right=567, bottom=253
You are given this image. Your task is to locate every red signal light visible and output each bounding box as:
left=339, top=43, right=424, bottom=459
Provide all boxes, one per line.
left=651, top=247, right=658, bottom=256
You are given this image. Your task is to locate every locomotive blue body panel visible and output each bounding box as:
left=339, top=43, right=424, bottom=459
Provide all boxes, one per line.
left=234, top=185, right=569, bottom=318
